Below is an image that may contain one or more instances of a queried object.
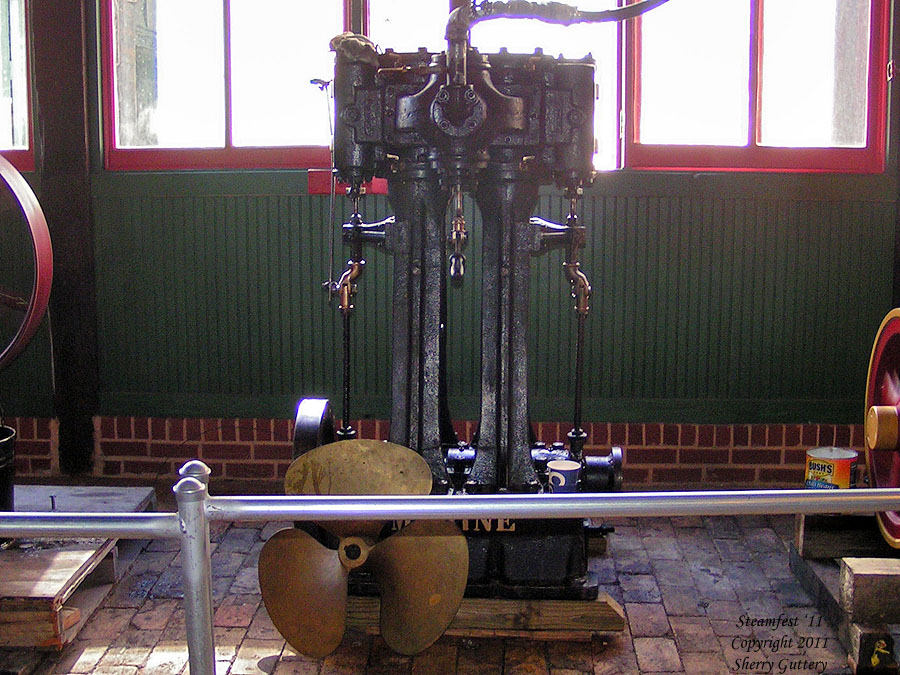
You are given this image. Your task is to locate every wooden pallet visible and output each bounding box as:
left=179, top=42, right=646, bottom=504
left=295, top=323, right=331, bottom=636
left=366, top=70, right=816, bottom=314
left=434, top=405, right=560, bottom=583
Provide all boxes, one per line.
left=0, top=485, right=155, bottom=650
left=345, top=592, right=625, bottom=640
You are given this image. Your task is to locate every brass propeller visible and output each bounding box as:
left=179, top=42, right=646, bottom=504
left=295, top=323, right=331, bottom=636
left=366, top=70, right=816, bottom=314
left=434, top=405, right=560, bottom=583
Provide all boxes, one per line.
left=258, top=527, right=349, bottom=658
left=259, top=439, right=469, bottom=657
left=368, top=519, right=469, bottom=654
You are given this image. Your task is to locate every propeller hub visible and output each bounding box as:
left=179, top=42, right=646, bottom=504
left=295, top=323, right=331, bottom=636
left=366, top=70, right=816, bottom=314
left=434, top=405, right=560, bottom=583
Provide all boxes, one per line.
left=338, top=536, right=372, bottom=569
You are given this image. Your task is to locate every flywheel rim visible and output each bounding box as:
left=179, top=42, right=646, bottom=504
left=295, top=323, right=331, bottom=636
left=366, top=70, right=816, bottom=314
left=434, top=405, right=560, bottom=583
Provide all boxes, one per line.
left=0, top=154, right=52, bottom=372
left=865, top=308, right=900, bottom=548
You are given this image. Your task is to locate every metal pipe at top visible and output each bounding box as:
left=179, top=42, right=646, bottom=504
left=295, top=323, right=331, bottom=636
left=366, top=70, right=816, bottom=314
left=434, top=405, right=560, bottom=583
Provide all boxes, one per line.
left=0, top=512, right=182, bottom=540
left=458, top=0, right=672, bottom=31
left=206, top=488, right=900, bottom=523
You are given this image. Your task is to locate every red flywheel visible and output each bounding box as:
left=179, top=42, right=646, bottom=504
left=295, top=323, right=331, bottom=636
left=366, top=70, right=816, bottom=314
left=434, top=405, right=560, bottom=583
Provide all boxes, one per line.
left=0, top=155, right=52, bottom=372
left=865, top=308, right=900, bottom=548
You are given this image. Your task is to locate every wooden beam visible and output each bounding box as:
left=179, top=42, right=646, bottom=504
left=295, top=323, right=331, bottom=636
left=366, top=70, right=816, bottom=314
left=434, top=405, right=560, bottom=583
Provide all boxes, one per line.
left=29, top=0, right=99, bottom=473
left=840, top=557, right=900, bottom=625
left=345, top=592, right=625, bottom=638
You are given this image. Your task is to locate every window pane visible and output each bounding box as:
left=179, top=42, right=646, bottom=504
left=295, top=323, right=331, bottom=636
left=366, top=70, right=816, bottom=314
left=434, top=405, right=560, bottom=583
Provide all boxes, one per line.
left=760, top=0, right=870, bottom=148
left=369, top=0, right=449, bottom=53
left=0, top=0, right=28, bottom=150
left=114, top=0, right=225, bottom=148
left=638, top=0, right=750, bottom=146
left=230, top=0, right=342, bottom=147
left=470, top=4, right=618, bottom=170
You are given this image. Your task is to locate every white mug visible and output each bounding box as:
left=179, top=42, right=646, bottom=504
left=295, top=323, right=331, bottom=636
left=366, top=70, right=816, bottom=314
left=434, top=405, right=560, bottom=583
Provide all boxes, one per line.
left=547, top=459, right=581, bottom=493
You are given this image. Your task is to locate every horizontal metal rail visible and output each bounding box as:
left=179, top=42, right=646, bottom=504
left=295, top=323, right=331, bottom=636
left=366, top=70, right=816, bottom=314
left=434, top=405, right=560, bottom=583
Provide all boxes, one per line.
left=6, top=489, right=899, bottom=540
left=0, top=512, right=181, bottom=539
left=1, top=461, right=899, bottom=675
left=206, top=488, right=900, bottom=522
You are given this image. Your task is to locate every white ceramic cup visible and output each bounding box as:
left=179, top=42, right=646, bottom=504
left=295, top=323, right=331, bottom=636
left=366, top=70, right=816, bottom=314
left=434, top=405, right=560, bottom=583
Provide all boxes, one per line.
left=547, top=459, right=581, bottom=493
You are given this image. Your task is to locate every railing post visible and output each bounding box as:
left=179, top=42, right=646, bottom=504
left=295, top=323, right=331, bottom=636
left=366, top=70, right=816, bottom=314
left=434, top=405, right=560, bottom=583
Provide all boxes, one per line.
left=174, top=474, right=215, bottom=675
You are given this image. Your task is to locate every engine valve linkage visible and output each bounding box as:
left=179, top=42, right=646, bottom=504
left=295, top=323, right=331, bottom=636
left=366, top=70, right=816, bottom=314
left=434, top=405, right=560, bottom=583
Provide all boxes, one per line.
left=449, top=184, right=468, bottom=283
left=335, top=185, right=367, bottom=440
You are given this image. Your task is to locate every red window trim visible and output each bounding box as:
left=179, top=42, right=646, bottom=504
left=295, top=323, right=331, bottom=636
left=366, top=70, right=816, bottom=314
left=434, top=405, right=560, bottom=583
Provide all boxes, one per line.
left=624, top=0, right=890, bottom=173
left=101, top=0, right=351, bottom=172
left=0, top=0, right=34, bottom=173
left=2, top=148, right=34, bottom=174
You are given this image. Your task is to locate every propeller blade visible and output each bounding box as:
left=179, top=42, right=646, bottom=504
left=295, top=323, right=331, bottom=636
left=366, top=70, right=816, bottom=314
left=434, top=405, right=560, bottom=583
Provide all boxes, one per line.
left=368, top=520, right=469, bottom=655
left=283, top=439, right=433, bottom=538
left=258, top=528, right=349, bottom=658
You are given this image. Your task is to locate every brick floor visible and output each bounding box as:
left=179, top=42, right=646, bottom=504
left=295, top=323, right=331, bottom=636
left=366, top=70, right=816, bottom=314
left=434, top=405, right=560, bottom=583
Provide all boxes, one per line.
left=23, top=515, right=866, bottom=674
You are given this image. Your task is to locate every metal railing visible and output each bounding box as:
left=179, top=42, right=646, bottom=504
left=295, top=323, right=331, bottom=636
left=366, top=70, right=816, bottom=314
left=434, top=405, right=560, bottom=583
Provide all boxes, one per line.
left=1, top=459, right=899, bottom=675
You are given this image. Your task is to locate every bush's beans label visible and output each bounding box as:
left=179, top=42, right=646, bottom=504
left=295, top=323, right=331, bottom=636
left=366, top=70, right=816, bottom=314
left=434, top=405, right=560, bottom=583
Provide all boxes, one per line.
left=804, top=447, right=858, bottom=489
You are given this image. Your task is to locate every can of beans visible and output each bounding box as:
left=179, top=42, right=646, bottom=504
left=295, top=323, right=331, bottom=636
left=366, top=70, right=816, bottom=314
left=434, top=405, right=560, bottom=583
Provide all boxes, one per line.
left=804, top=447, right=858, bottom=489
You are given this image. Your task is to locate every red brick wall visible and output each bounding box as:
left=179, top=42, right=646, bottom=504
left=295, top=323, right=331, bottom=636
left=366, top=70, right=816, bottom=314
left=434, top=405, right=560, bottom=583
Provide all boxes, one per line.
left=94, top=417, right=298, bottom=482
left=578, top=421, right=865, bottom=487
left=9, top=416, right=866, bottom=489
left=5, top=417, right=57, bottom=476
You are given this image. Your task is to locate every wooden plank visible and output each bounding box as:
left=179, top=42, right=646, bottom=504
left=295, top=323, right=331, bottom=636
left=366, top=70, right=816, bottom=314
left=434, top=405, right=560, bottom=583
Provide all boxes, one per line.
left=794, top=514, right=898, bottom=559
left=840, top=557, right=900, bottom=625
left=345, top=592, right=625, bottom=636
left=350, top=625, right=596, bottom=641
left=0, top=541, right=116, bottom=606
left=0, top=607, right=80, bottom=649
left=0, top=547, right=126, bottom=649
left=444, top=628, right=593, bottom=641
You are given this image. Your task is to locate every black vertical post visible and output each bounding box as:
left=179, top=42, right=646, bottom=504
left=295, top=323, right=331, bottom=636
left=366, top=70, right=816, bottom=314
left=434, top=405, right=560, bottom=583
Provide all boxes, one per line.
left=386, top=171, right=453, bottom=493
left=31, top=1, right=99, bottom=473
left=472, top=168, right=541, bottom=494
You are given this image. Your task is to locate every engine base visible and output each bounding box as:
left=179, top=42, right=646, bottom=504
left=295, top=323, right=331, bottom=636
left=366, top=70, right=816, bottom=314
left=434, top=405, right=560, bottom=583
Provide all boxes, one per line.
left=343, top=518, right=600, bottom=601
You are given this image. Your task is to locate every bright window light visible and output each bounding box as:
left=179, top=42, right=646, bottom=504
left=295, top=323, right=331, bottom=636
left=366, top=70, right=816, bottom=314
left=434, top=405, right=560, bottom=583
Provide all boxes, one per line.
left=368, top=0, right=450, bottom=53
left=760, top=0, right=870, bottom=148
left=153, top=0, right=224, bottom=148
left=638, top=0, right=751, bottom=146
left=103, top=1, right=886, bottom=172
left=230, top=0, right=342, bottom=147
left=112, top=0, right=341, bottom=150
left=0, top=0, right=28, bottom=150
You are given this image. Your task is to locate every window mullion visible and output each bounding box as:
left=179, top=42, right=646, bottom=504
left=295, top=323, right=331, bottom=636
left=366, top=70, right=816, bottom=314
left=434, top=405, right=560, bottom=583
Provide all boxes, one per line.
left=355, top=0, right=366, bottom=35
left=749, top=0, right=762, bottom=149
left=224, top=0, right=233, bottom=150
left=616, top=16, right=625, bottom=168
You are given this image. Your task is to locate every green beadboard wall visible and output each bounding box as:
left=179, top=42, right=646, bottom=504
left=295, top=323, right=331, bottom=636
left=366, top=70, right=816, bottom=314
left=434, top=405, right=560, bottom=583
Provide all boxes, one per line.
left=91, top=171, right=897, bottom=424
